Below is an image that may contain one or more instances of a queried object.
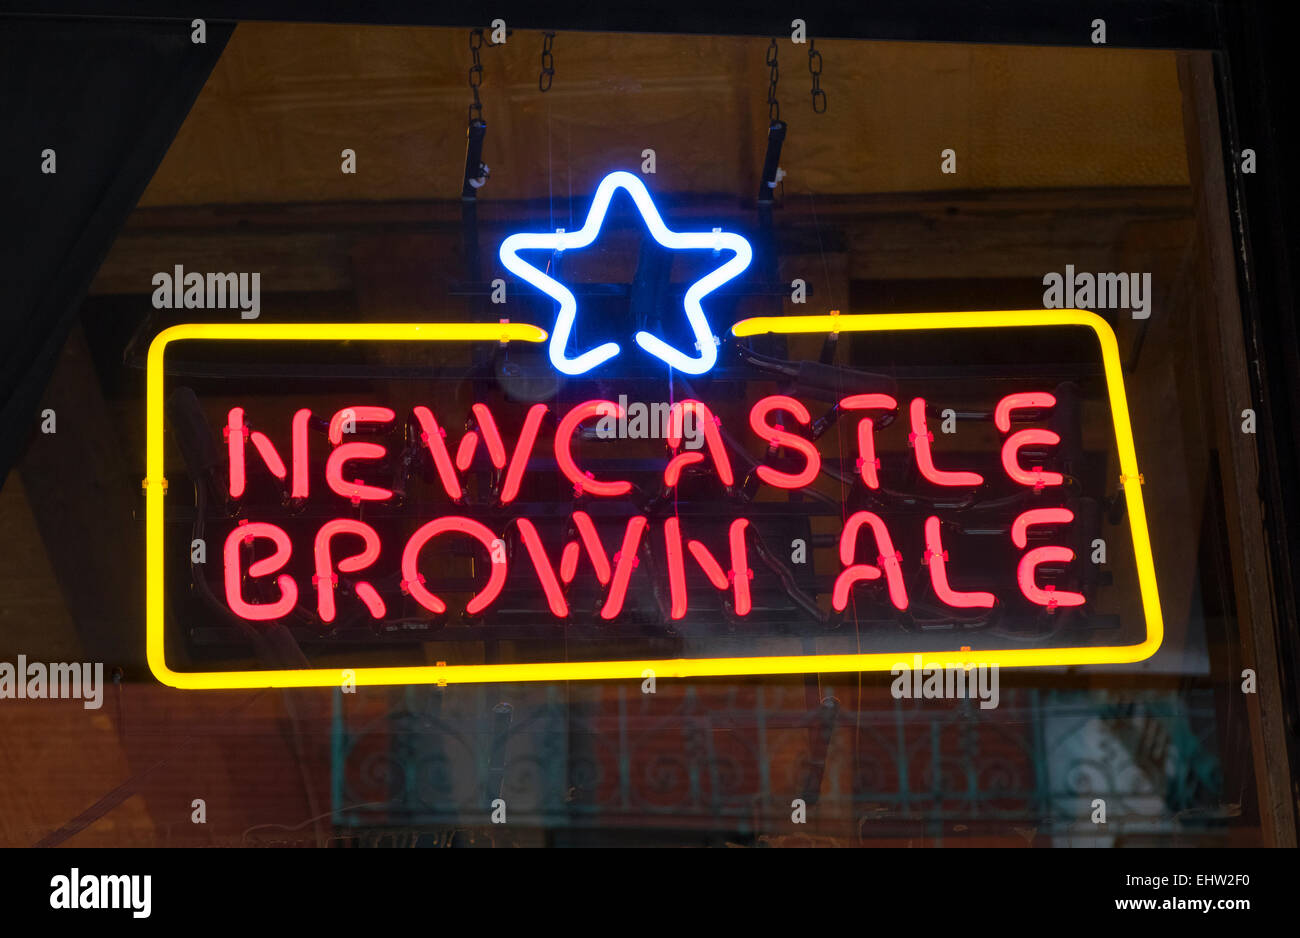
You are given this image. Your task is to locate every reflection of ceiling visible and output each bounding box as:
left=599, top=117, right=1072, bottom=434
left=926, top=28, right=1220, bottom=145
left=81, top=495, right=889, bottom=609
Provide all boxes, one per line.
left=140, top=24, right=1189, bottom=206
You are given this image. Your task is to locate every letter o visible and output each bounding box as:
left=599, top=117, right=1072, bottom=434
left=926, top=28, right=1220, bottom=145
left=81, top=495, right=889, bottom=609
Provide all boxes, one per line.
left=401, top=517, right=506, bottom=615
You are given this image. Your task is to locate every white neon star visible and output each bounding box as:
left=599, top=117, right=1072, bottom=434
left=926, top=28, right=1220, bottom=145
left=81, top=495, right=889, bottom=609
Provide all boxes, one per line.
left=498, top=170, right=753, bottom=375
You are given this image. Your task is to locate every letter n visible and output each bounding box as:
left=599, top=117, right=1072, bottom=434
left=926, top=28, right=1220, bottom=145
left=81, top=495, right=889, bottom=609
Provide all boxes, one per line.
left=226, top=407, right=311, bottom=498
left=663, top=518, right=753, bottom=619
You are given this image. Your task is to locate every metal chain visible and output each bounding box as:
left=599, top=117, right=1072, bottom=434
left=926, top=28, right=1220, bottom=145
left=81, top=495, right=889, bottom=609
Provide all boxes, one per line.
left=809, top=38, right=826, bottom=113
left=539, top=32, right=556, bottom=92
left=468, top=27, right=485, bottom=123
left=766, top=38, right=780, bottom=122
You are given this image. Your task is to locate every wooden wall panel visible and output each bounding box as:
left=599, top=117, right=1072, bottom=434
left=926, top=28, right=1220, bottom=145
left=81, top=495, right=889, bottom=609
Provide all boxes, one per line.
left=140, top=24, right=1190, bottom=207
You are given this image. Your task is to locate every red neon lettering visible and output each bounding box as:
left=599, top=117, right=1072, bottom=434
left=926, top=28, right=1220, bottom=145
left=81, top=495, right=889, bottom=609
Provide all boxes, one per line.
left=516, top=519, right=571, bottom=617
left=226, top=407, right=311, bottom=499
left=328, top=406, right=395, bottom=444
left=313, top=518, right=386, bottom=622
left=599, top=516, right=648, bottom=620
left=663, top=517, right=752, bottom=619
left=749, top=395, right=821, bottom=489
left=471, top=403, right=508, bottom=466
left=400, top=516, right=507, bottom=615
left=290, top=409, right=310, bottom=498
left=455, top=431, right=479, bottom=471
left=1018, top=547, right=1086, bottom=610
left=325, top=407, right=394, bottom=502
left=416, top=402, right=548, bottom=504
left=1001, top=429, right=1064, bottom=489
left=1011, top=508, right=1084, bottom=610
left=665, top=401, right=734, bottom=487
left=994, top=391, right=1056, bottom=433
left=840, top=394, right=896, bottom=489
left=1010, top=507, right=1075, bottom=549
left=326, top=442, right=393, bottom=502
left=412, top=405, right=465, bottom=500
left=497, top=404, right=548, bottom=504
left=663, top=451, right=703, bottom=487
left=555, top=400, right=632, bottom=497
left=909, top=398, right=983, bottom=487
left=516, top=512, right=649, bottom=618
left=560, top=511, right=613, bottom=585
left=223, top=521, right=298, bottom=621
left=833, top=511, right=907, bottom=611
left=451, top=403, right=517, bottom=471
left=923, top=516, right=994, bottom=609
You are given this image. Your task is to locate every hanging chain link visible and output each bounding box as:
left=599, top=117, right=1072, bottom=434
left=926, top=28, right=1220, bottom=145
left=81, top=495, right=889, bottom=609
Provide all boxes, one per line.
left=539, top=32, right=556, bottom=92
left=766, top=38, right=780, bottom=123
left=468, top=27, right=485, bottom=123
left=808, top=38, right=826, bottom=113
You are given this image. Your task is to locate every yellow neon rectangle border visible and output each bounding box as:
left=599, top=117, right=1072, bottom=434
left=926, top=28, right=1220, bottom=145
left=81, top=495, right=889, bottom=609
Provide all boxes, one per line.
left=146, top=312, right=1160, bottom=690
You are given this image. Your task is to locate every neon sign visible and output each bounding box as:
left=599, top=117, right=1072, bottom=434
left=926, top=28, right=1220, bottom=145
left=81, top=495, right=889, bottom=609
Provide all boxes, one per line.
left=145, top=311, right=1161, bottom=690
left=498, top=170, right=752, bottom=375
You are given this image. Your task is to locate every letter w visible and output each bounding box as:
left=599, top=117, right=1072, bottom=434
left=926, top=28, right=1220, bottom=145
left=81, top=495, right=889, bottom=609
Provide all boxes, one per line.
left=413, top=403, right=547, bottom=503
left=515, top=512, right=648, bottom=618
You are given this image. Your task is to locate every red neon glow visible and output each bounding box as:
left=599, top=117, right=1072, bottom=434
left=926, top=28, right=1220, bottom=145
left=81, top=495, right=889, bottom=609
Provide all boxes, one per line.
left=250, top=433, right=286, bottom=480
left=452, top=403, right=511, bottom=471
left=322, top=407, right=395, bottom=502
left=400, top=516, right=507, bottom=615
left=325, top=442, right=393, bottom=502
left=728, top=519, right=753, bottom=616
left=841, top=394, right=898, bottom=411
left=1017, top=546, right=1086, bottom=609
left=290, top=409, right=311, bottom=498
left=1001, top=429, right=1065, bottom=489
left=994, top=391, right=1056, bottom=433
left=840, top=394, right=895, bottom=488
left=833, top=511, right=908, bottom=611
left=663, top=451, right=704, bottom=487
left=909, top=398, right=983, bottom=487
left=527, top=513, right=645, bottom=617
left=215, top=394, right=1099, bottom=627
left=516, top=519, right=571, bottom=617
left=600, top=516, right=648, bottom=620
left=749, top=395, right=821, bottom=489
left=415, top=403, right=547, bottom=503
left=560, top=542, right=580, bottom=582
left=664, top=517, right=752, bottom=619
left=561, top=511, right=613, bottom=585
left=227, top=407, right=302, bottom=498
left=1010, top=507, right=1075, bottom=549
left=687, top=541, right=729, bottom=588
left=328, top=406, right=395, bottom=445
left=472, top=403, right=508, bottom=466
left=412, top=405, right=464, bottom=500
left=665, top=400, right=734, bottom=487
left=455, top=431, right=479, bottom=471
left=555, top=400, right=632, bottom=497
left=664, top=519, right=687, bottom=618
left=498, top=404, right=548, bottom=504
left=223, top=522, right=298, bottom=621
left=923, top=516, right=995, bottom=609
left=855, top=421, right=882, bottom=489
left=313, top=518, right=386, bottom=622
left=1011, top=507, right=1084, bottom=610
